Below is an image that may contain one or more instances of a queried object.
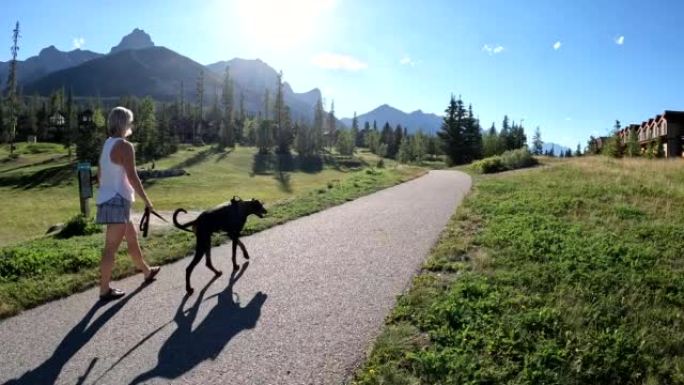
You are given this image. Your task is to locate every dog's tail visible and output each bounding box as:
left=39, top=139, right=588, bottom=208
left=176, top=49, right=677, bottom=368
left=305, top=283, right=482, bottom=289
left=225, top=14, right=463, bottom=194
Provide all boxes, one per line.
left=173, top=208, right=196, bottom=233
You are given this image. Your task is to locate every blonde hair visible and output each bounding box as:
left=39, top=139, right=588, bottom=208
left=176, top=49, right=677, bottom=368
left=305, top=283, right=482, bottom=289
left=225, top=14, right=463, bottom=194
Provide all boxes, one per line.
left=107, top=106, right=134, bottom=137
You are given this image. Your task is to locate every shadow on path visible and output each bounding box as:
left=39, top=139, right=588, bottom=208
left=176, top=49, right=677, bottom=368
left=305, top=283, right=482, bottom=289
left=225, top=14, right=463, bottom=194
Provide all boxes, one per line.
left=128, top=263, right=267, bottom=384
left=2, top=284, right=146, bottom=385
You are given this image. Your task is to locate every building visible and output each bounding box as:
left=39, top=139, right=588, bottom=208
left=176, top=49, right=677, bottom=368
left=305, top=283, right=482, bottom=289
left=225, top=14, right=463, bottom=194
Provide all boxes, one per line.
left=617, top=111, right=684, bottom=158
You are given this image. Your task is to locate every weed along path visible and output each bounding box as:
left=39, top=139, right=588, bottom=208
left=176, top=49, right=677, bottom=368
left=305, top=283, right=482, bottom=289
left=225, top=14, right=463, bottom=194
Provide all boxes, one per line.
left=0, top=170, right=471, bottom=385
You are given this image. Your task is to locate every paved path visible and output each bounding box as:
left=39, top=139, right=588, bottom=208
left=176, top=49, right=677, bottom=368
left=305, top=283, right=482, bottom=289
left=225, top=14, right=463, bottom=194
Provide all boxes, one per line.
left=0, top=170, right=471, bottom=385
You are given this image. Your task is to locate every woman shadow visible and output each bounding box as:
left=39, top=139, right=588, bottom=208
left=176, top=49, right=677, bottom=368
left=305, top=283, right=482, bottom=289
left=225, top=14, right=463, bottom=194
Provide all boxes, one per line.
left=2, top=284, right=147, bottom=385
left=129, top=262, right=267, bottom=385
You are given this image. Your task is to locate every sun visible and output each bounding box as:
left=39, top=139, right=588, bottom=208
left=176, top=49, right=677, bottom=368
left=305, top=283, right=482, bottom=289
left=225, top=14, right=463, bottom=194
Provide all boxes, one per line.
left=233, top=0, right=336, bottom=51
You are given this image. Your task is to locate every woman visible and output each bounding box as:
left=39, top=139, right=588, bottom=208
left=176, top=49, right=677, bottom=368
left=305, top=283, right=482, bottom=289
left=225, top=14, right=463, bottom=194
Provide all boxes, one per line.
left=96, top=106, right=160, bottom=300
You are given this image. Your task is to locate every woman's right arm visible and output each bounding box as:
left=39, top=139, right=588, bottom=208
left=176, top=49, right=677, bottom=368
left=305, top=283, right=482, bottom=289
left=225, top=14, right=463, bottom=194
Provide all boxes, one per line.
left=119, top=141, right=152, bottom=208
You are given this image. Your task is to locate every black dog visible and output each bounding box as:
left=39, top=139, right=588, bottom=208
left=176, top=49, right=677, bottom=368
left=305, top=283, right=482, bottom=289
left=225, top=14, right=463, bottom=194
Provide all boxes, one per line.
left=173, top=197, right=267, bottom=294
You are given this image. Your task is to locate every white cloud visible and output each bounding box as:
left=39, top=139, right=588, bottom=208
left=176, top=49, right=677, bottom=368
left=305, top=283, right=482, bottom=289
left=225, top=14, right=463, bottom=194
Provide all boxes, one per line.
left=72, top=37, right=85, bottom=49
left=482, top=44, right=504, bottom=55
left=399, top=55, right=417, bottom=66
left=553, top=41, right=562, bottom=50
left=615, top=35, right=625, bottom=45
left=311, top=52, right=367, bottom=71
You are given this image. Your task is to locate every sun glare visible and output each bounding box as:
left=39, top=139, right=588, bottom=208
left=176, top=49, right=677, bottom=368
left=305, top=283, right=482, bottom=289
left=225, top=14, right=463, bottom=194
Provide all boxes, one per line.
left=233, top=0, right=336, bottom=51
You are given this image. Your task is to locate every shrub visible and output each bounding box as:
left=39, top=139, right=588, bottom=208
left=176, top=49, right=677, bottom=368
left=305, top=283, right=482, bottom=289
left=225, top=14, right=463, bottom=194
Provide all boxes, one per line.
left=23, top=143, right=63, bottom=154
left=472, top=156, right=505, bottom=174
left=55, top=215, right=102, bottom=239
left=472, top=148, right=537, bottom=174
left=500, top=147, right=537, bottom=169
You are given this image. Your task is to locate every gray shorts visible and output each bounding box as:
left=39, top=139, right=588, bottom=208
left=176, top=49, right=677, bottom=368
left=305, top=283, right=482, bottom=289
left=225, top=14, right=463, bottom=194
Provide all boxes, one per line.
left=95, top=194, right=131, bottom=224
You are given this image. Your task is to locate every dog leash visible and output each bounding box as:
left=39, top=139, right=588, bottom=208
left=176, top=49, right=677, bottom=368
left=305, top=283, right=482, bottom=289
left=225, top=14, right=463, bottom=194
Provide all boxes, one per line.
left=139, top=207, right=169, bottom=238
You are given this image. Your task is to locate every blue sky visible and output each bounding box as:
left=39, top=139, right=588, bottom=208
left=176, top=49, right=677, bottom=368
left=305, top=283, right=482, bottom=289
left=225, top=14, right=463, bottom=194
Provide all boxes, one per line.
left=3, top=0, right=684, bottom=148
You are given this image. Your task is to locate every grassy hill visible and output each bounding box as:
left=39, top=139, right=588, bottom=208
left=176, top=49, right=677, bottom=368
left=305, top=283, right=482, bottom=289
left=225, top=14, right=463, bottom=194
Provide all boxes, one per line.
left=0, top=145, right=382, bottom=245
left=355, top=156, right=684, bottom=384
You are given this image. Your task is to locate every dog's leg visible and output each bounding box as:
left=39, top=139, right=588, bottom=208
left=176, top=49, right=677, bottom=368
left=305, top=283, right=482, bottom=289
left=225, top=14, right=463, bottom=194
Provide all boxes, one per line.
left=237, top=239, right=250, bottom=260
left=231, top=239, right=240, bottom=271
left=186, top=238, right=208, bottom=294
left=205, top=244, right=223, bottom=277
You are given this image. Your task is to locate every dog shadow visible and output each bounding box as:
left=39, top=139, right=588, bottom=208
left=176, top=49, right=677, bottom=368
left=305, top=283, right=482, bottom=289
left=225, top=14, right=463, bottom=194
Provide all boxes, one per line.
left=128, top=263, right=267, bottom=385
left=1, top=284, right=146, bottom=385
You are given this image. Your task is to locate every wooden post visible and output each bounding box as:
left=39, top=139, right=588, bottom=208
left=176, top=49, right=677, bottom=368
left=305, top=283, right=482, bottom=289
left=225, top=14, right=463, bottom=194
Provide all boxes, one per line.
left=77, top=162, right=93, bottom=217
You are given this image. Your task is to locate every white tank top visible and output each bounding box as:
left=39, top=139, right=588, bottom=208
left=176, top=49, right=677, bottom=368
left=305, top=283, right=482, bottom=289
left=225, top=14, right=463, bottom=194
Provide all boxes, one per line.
left=96, top=137, right=135, bottom=204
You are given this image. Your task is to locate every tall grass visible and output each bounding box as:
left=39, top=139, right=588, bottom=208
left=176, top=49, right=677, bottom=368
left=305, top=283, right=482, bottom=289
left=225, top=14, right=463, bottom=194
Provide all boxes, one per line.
left=355, top=156, right=684, bottom=385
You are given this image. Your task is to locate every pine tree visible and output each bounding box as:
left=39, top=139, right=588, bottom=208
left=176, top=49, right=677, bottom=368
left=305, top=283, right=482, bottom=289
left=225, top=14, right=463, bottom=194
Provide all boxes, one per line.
left=5, top=22, right=20, bottom=155
left=351, top=112, right=360, bottom=147
left=26, top=94, right=39, bottom=138
left=256, top=118, right=273, bottom=154
left=178, top=81, right=185, bottom=118
left=462, top=104, right=483, bottom=162
left=366, top=130, right=380, bottom=154
left=499, top=115, right=512, bottom=151
left=438, top=95, right=467, bottom=166
left=136, top=97, right=158, bottom=163
left=0, top=101, right=5, bottom=143
left=655, top=137, right=664, bottom=158
left=397, top=135, right=413, bottom=163
left=295, top=122, right=315, bottom=156
left=194, top=69, right=205, bottom=144
left=262, top=89, right=270, bottom=119
left=626, top=127, right=640, bottom=157
left=236, top=91, right=246, bottom=144
left=274, top=71, right=288, bottom=153
left=219, top=66, right=236, bottom=149
left=157, top=103, right=178, bottom=157
left=587, top=136, right=600, bottom=155
left=313, top=97, right=324, bottom=153
left=335, top=129, right=355, bottom=156
left=393, top=124, right=404, bottom=159
left=602, top=134, right=622, bottom=158
left=381, top=122, right=394, bottom=157
left=532, top=127, right=543, bottom=155
left=482, top=123, right=499, bottom=157
left=575, top=143, right=582, bottom=157
left=63, top=88, right=76, bottom=159
left=75, top=106, right=105, bottom=164
left=413, top=130, right=427, bottom=163
left=327, top=100, right=337, bottom=152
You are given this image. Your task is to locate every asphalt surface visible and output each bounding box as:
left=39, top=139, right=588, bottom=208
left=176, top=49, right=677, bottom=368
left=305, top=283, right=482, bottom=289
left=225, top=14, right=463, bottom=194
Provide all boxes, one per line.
left=0, top=170, right=472, bottom=385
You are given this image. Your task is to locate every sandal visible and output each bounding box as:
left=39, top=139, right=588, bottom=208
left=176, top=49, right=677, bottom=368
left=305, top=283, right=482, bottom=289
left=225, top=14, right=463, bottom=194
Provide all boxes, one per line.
left=144, top=266, right=161, bottom=283
left=100, top=288, right=126, bottom=301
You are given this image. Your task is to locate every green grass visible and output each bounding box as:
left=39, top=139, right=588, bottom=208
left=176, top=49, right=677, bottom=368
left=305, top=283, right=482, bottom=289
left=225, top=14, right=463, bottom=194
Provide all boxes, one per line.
left=354, top=156, right=684, bottom=385
left=0, top=160, right=424, bottom=319
left=0, top=145, right=401, bottom=246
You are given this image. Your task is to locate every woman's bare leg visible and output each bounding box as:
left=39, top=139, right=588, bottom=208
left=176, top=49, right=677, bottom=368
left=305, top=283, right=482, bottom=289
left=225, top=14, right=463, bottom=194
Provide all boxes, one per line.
left=124, top=222, right=152, bottom=276
left=100, top=224, right=126, bottom=295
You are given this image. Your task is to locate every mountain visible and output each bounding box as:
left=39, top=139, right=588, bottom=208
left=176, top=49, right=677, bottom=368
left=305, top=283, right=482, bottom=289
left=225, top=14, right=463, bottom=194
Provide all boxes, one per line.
left=110, top=28, right=155, bottom=54
left=17, top=29, right=325, bottom=122
left=206, top=58, right=322, bottom=122
left=341, top=104, right=443, bottom=135
left=24, top=46, right=222, bottom=100
left=542, top=143, right=571, bottom=156
left=0, top=45, right=102, bottom=86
